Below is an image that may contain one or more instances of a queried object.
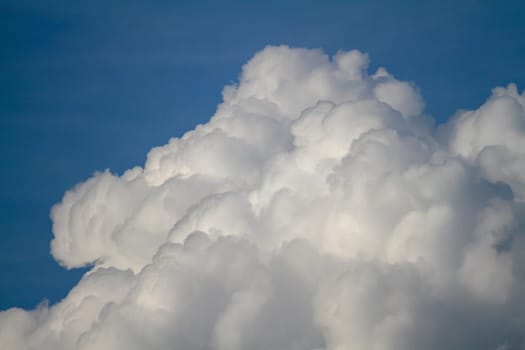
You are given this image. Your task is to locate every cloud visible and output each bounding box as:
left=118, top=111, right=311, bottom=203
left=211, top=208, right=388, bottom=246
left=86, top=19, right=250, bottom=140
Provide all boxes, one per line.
left=1, top=45, right=525, bottom=350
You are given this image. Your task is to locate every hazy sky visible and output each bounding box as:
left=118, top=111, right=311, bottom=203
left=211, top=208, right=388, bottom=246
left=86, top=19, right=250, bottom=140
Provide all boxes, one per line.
left=1, top=0, right=524, bottom=311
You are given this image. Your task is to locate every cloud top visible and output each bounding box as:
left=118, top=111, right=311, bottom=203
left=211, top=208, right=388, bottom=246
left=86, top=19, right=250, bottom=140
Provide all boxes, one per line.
left=2, top=46, right=525, bottom=350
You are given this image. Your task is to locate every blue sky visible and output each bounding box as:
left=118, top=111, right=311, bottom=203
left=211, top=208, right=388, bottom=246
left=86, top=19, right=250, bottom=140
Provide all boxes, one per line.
left=1, top=0, right=524, bottom=309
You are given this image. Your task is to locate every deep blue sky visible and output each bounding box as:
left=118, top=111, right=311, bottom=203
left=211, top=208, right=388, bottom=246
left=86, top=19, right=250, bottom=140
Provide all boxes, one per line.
left=1, top=0, right=524, bottom=310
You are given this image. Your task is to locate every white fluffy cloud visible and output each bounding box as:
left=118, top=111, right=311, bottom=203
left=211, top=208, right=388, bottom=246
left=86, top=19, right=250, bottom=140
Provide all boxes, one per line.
left=1, top=46, right=525, bottom=350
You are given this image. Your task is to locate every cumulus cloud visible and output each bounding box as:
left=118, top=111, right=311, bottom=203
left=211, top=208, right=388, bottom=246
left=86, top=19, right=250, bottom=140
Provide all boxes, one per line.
left=1, top=45, right=525, bottom=350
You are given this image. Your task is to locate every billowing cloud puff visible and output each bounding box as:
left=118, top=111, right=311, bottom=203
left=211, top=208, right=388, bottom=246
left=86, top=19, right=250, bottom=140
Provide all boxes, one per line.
left=444, top=83, right=525, bottom=200
left=1, top=46, right=525, bottom=350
